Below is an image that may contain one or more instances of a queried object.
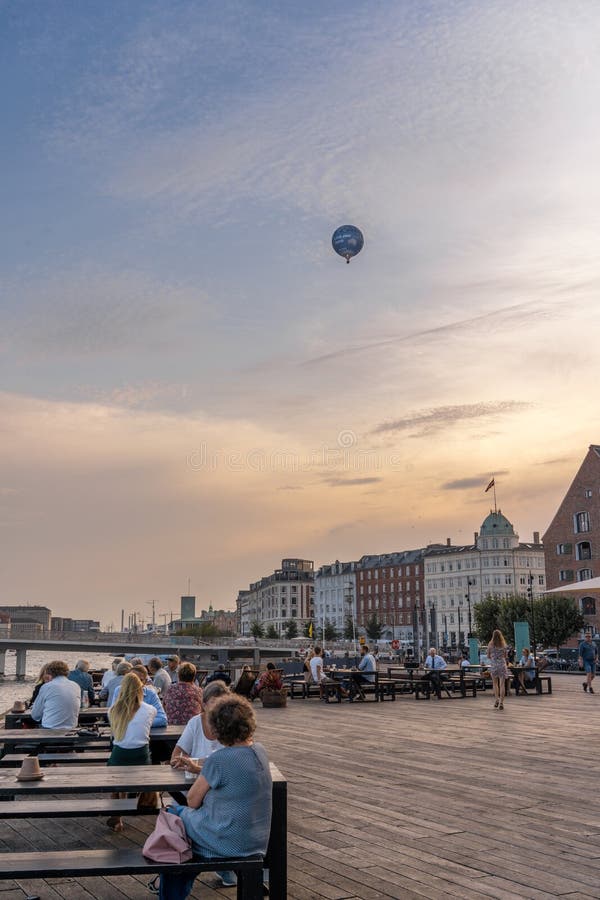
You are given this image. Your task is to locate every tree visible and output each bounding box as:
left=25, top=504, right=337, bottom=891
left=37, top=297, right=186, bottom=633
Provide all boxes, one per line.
left=474, top=595, right=532, bottom=644
left=324, top=619, right=338, bottom=642
left=365, top=613, right=382, bottom=640
left=343, top=615, right=355, bottom=640
left=250, top=620, right=264, bottom=640
left=534, top=595, right=585, bottom=652
left=265, top=624, right=278, bottom=639
left=284, top=618, right=299, bottom=639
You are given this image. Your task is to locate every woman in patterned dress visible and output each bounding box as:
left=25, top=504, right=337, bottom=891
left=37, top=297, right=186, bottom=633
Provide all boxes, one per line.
left=163, top=662, right=203, bottom=725
left=157, top=695, right=272, bottom=900
left=487, top=629, right=510, bottom=710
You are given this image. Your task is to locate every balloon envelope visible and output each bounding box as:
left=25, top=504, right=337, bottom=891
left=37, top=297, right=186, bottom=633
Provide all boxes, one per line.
left=332, top=225, right=364, bottom=262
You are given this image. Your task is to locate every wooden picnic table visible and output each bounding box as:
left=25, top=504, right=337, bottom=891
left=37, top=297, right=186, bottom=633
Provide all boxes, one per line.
left=4, top=706, right=110, bottom=729
left=0, top=725, right=184, bottom=754
left=0, top=761, right=287, bottom=900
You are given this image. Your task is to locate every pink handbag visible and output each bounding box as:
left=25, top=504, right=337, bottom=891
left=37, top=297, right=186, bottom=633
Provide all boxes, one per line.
left=142, top=808, right=193, bottom=863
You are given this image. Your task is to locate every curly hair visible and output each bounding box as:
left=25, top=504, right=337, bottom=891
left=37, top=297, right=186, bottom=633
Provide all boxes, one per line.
left=206, top=695, right=256, bottom=746
left=46, top=660, right=69, bottom=679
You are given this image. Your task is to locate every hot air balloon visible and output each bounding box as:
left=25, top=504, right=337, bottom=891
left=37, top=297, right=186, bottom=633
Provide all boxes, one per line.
left=332, top=225, right=364, bottom=263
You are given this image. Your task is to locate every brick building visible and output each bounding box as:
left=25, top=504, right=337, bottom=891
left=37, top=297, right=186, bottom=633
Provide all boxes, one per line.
left=543, top=444, right=600, bottom=632
left=355, top=549, right=426, bottom=646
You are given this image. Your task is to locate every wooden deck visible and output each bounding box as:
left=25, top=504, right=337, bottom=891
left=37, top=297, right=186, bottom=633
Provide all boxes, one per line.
left=1, top=674, right=600, bottom=899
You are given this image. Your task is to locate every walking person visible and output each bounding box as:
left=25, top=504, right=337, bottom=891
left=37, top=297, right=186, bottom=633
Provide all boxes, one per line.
left=487, top=629, right=510, bottom=710
left=579, top=632, right=598, bottom=693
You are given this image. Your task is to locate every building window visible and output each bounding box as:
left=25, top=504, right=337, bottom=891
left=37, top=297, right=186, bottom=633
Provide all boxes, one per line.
left=584, top=489, right=593, bottom=498
left=556, top=543, right=573, bottom=555
left=574, top=511, right=591, bottom=533
left=582, top=597, right=596, bottom=615
left=578, top=568, right=593, bottom=581
left=538, top=575, right=544, bottom=586
left=559, top=570, right=574, bottom=582
left=576, top=541, right=592, bottom=561
left=505, top=575, right=512, bottom=585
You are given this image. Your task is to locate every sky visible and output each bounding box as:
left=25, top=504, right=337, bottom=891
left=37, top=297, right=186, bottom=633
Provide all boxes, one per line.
left=2, top=0, right=600, bottom=628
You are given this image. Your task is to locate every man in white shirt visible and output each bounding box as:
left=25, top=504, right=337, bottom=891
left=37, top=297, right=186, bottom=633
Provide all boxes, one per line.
left=30, top=660, right=80, bottom=729
left=424, top=647, right=447, bottom=699
left=309, top=647, right=327, bottom=699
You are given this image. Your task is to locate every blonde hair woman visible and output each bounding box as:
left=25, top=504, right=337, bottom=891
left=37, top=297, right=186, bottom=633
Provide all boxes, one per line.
left=107, top=672, right=156, bottom=830
left=487, top=629, right=510, bottom=710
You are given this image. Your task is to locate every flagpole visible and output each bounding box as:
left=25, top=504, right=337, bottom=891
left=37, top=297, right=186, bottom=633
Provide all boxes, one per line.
left=493, top=478, right=497, bottom=514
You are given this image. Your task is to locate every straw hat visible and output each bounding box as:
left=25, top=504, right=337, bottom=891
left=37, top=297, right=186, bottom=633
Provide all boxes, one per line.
left=16, top=755, right=44, bottom=781
left=10, top=700, right=27, bottom=713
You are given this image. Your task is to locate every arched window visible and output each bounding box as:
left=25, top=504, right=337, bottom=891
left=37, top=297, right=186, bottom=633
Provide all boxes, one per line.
left=576, top=541, right=592, bottom=561
left=582, top=597, right=596, bottom=615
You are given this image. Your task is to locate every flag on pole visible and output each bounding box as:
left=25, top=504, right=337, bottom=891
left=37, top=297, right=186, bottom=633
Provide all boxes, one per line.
left=308, top=622, right=313, bottom=638
left=485, top=478, right=495, bottom=493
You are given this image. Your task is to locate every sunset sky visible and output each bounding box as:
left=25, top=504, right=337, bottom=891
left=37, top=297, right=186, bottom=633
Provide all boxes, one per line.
left=2, top=1, right=600, bottom=628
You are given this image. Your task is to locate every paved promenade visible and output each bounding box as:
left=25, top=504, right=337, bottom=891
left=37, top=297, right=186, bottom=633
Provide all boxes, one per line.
left=1, top=673, right=599, bottom=898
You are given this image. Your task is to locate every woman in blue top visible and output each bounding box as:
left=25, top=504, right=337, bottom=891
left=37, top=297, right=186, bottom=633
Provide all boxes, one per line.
left=157, top=694, right=272, bottom=900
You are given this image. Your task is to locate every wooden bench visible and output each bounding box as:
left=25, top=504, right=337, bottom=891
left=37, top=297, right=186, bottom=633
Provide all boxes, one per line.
left=0, top=797, right=159, bottom=818
left=0, top=848, right=265, bottom=899
left=0, top=751, right=111, bottom=767
left=535, top=675, right=552, bottom=694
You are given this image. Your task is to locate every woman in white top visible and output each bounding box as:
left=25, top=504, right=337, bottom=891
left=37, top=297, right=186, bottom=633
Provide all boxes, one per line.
left=107, top=672, right=156, bottom=831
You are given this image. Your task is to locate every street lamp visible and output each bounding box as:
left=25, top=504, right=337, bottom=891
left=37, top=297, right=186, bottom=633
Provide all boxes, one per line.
left=527, top=572, right=537, bottom=665
left=465, top=579, right=474, bottom=637
left=344, top=582, right=357, bottom=659
left=413, top=603, right=419, bottom=661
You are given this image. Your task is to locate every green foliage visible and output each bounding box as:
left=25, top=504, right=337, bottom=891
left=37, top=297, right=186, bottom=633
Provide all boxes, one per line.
left=365, top=613, right=383, bottom=640
left=250, top=620, right=264, bottom=639
left=343, top=615, right=355, bottom=640
left=534, top=595, right=585, bottom=651
left=176, top=622, right=218, bottom=638
left=324, top=619, right=338, bottom=641
left=265, top=624, right=278, bottom=639
left=473, top=595, right=530, bottom=644
left=284, top=618, right=299, bottom=639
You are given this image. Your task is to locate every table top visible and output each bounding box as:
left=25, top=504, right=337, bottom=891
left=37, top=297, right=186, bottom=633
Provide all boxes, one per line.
left=0, top=725, right=184, bottom=745
left=0, top=761, right=286, bottom=796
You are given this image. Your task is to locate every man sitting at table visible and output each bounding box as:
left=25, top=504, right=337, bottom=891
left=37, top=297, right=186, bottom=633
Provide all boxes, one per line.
left=347, top=644, right=376, bottom=701
left=30, top=659, right=80, bottom=729
left=67, top=659, right=95, bottom=707
left=424, top=647, right=447, bottom=698
left=516, top=647, right=536, bottom=693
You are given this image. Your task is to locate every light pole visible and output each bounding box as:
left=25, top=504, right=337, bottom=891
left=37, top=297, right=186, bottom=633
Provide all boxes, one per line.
left=344, top=582, right=357, bottom=659
left=457, top=605, right=462, bottom=650
left=413, top=603, right=419, bottom=661
left=528, top=572, right=537, bottom=666
left=465, top=579, right=474, bottom=637
left=443, top=614, right=448, bottom=651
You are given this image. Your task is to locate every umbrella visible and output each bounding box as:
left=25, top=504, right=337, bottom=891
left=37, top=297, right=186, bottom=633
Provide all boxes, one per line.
left=544, top=576, right=600, bottom=594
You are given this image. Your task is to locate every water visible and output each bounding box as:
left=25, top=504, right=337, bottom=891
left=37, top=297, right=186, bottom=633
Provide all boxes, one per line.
left=0, top=650, right=113, bottom=715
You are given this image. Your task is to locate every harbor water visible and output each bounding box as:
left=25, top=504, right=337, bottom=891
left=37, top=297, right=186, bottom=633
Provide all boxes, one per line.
left=0, top=650, right=114, bottom=715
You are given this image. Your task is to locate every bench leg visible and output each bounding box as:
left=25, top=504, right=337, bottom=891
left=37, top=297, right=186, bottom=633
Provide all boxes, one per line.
left=265, top=780, right=287, bottom=900
left=237, top=866, right=263, bottom=900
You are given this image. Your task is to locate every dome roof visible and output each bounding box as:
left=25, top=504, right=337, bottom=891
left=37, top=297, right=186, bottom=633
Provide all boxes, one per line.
left=479, top=510, right=515, bottom=536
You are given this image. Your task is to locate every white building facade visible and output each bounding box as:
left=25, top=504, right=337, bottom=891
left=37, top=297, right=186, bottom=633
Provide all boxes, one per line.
left=424, top=511, right=545, bottom=649
left=313, top=560, right=358, bottom=638
left=236, top=559, right=314, bottom=636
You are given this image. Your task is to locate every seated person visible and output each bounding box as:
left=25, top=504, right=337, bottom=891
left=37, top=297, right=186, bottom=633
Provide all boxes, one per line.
left=424, top=647, right=447, bottom=697
left=99, top=657, right=124, bottom=702
left=516, top=647, right=536, bottom=692
left=112, top=665, right=167, bottom=728
left=164, top=662, right=203, bottom=725
left=67, top=659, right=95, bottom=707
left=251, top=662, right=283, bottom=699
left=169, top=680, right=229, bottom=775
left=30, top=660, right=81, bottom=729
left=106, top=661, right=133, bottom=706
left=159, top=694, right=272, bottom=900
left=204, top=664, right=232, bottom=686
left=233, top=666, right=256, bottom=697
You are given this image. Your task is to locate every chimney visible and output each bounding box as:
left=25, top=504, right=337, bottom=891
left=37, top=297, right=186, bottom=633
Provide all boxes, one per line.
left=474, top=532, right=478, bottom=544
left=446, top=537, right=451, bottom=546
left=533, top=531, right=540, bottom=544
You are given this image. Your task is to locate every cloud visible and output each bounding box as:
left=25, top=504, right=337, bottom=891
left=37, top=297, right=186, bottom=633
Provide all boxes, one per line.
left=323, top=476, right=383, bottom=488
left=372, top=402, right=530, bottom=439
left=442, top=478, right=488, bottom=491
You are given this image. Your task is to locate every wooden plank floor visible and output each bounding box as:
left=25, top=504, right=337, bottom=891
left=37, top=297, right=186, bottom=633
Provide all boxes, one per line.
left=1, top=674, right=599, bottom=899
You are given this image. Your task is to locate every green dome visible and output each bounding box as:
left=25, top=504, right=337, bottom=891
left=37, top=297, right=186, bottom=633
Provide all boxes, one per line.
left=479, top=510, right=515, bottom=536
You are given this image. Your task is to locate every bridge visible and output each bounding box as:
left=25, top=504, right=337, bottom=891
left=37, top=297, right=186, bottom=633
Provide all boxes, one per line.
left=0, top=638, right=299, bottom=679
